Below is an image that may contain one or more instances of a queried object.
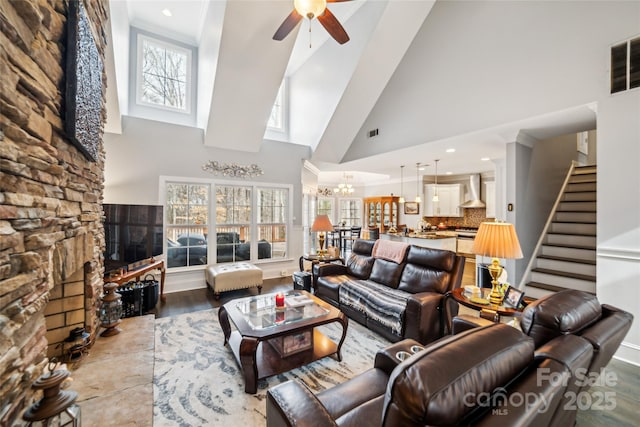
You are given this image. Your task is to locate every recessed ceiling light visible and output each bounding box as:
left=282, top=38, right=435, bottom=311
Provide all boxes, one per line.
left=446, top=171, right=452, bottom=175
left=481, top=157, right=490, bottom=161
left=446, top=148, right=455, bottom=153
left=162, top=8, right=172, bottom=17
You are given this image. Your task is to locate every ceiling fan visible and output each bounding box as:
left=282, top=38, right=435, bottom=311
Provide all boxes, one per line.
left=273, top=0, right=352, bottom=45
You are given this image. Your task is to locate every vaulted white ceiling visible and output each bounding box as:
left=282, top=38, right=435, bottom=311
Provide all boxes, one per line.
left=105, top=0, right=599, bottom=185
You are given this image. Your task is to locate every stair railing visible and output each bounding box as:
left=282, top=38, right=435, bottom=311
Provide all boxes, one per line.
left=518, top=161, right=578, bottom=289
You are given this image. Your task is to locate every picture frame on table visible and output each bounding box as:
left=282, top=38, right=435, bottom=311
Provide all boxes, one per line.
left=404, top=202, right=419, bottom=215
left=503, top=285, right=525, bottom=308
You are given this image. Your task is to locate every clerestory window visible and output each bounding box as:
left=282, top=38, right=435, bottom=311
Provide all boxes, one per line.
left=267, top=79, right=286, bottom=132
left=137, top=34, right=192, bottom=112
left=130, top=28, right=197, bottom=127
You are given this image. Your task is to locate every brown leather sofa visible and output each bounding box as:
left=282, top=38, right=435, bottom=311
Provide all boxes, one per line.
left=266, top=323, right=594, bottom=427
left=313, top=239, right=464, bottom=344
left=452, top=289, right=634, bottom=427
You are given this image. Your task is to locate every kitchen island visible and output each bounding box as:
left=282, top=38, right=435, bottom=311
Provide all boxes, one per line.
left=380, top=232, right=457, bottom=252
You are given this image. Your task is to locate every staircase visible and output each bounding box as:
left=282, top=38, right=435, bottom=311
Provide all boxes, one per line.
left=522, top=164, right=597, bottom=299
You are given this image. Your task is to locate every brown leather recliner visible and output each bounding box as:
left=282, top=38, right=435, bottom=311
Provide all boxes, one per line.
left=266, top=323, right=593, bottom=427
left=452, top=289, right=634, bottom=427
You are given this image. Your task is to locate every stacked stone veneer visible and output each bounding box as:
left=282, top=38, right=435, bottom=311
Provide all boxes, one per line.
left=0, top=1, right=107, bottom=425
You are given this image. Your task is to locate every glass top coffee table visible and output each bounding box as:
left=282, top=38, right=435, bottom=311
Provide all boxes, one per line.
left=218, top=290, right=348, bottom=394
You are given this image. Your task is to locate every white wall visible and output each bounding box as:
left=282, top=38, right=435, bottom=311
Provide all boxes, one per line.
left=346, top=0, right=640, bottom=161
left=597, top=90, right=640, bottom=366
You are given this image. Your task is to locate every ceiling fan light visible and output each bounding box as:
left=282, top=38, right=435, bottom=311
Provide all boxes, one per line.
left=294, top=0, right=327, bottom=19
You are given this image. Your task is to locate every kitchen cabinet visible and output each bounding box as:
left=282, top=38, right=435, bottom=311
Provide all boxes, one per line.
left=484, top=181, right=496, bottom=218
left=425, top=184, right=462, bottom=217
left=364, top=196, right=400, bottom=233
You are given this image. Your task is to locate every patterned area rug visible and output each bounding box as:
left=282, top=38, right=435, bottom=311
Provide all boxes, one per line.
left=153, top=308, right=390, bottom=426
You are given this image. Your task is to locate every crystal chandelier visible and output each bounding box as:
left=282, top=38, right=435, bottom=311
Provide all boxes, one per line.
left=202, top=161, right=263, bottom=178
left=334, top=174, right=355, bottom=196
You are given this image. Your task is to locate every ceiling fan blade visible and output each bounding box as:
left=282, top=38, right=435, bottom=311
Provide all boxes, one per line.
left=273, top=10, right=303, bottom=41
left=317, top=8, right=350, bottom=44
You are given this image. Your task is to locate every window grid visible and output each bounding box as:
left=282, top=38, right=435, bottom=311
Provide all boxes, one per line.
left=165, top=183, right=210, bottom=268
left=338, top=198, right=362, bottom=227
left=137, top=35, right=191, bottom=113
left=164, top=179, right=290, bottom=268
left=258, top=188, right=288, bottom=259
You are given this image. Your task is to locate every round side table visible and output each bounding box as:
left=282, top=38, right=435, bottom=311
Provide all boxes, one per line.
left=445, top=287, right=533, bottom=328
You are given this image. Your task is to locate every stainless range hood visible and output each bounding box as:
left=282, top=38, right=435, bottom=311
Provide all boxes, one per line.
left=460, top=174, right=486, bottom=208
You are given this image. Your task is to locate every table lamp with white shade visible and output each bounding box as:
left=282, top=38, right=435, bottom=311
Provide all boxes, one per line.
left=311, top=214, right=334, bottom=256
left=472, top=221, right=523, bottom=305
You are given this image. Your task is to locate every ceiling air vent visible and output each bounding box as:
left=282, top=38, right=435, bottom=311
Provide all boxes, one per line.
left=367, top=128, right=379, bottom=138
left=611, top=36, right=640, bottom=94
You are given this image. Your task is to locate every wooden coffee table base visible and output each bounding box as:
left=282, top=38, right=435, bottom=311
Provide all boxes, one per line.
left=218, top=305, right=348, bottom=394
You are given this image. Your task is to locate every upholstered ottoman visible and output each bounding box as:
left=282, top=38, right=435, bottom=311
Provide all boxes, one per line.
left=205, top=262, right=263, bottom=299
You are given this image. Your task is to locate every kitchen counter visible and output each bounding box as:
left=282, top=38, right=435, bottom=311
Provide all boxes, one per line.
left=381, top=233, right=457, bottom=252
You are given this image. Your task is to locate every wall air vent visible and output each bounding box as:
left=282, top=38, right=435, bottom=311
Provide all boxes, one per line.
left=367, top=128, right=379, bottom=138
left=611, top=35, right=640, bottom=94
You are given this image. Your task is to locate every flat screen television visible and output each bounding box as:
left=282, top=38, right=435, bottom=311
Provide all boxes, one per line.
left=103, top=204, right=163, bottom=275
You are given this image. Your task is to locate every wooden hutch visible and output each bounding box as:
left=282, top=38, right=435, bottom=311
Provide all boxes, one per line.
left=364, top=196, right=400, bottom=233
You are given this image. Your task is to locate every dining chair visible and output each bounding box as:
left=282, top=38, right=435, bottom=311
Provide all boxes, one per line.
left=343, top=226, right=362, bottom=253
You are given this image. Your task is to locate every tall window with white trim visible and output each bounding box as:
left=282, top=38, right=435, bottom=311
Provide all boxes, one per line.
left=165, top=183, right=209, bottom=268
left=215, top=185, right=252, bottom=263
left=257, top=188, right=288, bottom=259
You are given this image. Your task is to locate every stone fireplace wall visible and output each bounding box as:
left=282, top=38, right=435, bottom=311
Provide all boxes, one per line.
left=0, top=0, right=107, bottom=425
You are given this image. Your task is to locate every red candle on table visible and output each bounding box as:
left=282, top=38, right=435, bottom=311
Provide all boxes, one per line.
left=275, top=292, right=285, bottom=308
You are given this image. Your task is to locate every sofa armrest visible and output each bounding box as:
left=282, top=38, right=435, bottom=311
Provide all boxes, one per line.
left=404, top=292, right=445, bottom=344
left=578, top=308, right=633, bottom=374
left=451, top=314, right=495, bottom=334
left=315, top=263, right=348, bottom=277
left=267, top=380, right=338, bottom=427
left=374, top=338, right=422, bottom=375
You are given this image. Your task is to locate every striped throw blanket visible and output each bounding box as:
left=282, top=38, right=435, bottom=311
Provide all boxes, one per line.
left=339, top=279, right=410, bottom=336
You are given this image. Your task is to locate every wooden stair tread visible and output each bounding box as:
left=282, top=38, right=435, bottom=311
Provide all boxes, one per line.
left=542, top=242, right=596, bottom=250
left=555, top=209, right=597, bottom=213
left=537, top=254, right=596, bottom=265
left=563, top=191, right=596, bottom=197
left=546, top=231, right=596, bottom=237
left=526, top=281, right=596, bottom=295
left=567, top=180, right=597, bottom=184
left=568, top=176, right=596, bottom=181
left=531, top=267, right=596, bottom=282
left=552, top=220, right=596, bottom=225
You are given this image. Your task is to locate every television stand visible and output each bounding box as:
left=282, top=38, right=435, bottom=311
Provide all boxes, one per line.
left=104, top=259, right=166, bottom=302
